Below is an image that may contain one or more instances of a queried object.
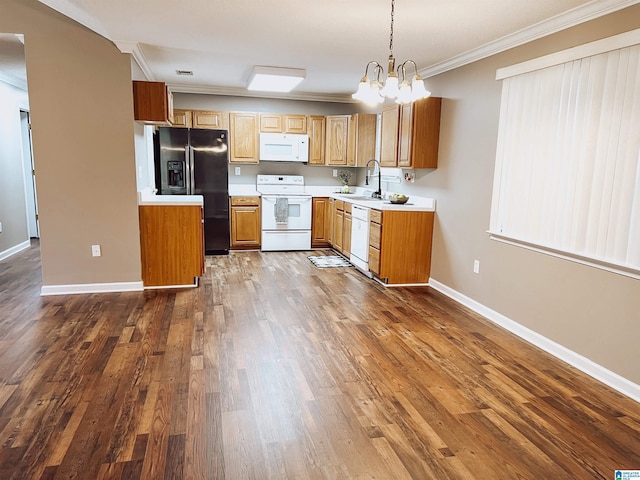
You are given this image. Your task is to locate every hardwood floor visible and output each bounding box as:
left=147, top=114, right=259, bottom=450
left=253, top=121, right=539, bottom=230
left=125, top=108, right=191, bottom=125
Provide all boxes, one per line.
left=1, top=241, right=639, bottom=479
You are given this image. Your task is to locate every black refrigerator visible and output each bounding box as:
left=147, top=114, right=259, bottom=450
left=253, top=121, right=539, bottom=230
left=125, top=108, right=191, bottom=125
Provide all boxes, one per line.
left=154, top=127, right=230, bottom=255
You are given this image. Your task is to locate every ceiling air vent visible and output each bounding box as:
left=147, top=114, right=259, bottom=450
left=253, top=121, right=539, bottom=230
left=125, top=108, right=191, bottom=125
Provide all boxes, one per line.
left=176, top=70, right=193, bottom=76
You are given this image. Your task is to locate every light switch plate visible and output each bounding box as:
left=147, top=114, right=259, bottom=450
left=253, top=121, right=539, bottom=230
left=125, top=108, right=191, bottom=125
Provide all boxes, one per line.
left=91, top=244, right=101, bottom=257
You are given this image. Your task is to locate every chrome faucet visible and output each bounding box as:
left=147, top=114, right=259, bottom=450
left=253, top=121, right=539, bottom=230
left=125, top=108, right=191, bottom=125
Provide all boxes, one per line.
left=365, top=159, right=382, bottom=199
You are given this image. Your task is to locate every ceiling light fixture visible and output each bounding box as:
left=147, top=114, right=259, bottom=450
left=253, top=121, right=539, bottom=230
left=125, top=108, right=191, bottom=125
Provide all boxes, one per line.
left=247, top=66, right=306, bottom=93
left=352, top=0, right=431, bottom=105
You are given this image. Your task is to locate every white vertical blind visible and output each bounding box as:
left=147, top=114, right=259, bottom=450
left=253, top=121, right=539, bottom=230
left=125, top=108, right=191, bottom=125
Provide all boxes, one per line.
left=490, top=40, right=640, bottom=276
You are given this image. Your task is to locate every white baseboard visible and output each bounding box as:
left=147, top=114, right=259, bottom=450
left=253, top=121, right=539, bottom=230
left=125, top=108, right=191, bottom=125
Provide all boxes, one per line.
left=428, top=278, right=640, bottom=404
left=41, top=281, right=144, bottom=296
left=0, top=240, right=31, bottom=262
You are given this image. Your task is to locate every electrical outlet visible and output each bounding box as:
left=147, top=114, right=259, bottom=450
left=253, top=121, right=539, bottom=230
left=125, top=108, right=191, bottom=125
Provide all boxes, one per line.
left=235, top=166, right=241, bottom=176
left=91, top=245, right=101, bottom=257
left=333, top=169, right=338, bottom=177
left=473, top=260, right=480, bottom=274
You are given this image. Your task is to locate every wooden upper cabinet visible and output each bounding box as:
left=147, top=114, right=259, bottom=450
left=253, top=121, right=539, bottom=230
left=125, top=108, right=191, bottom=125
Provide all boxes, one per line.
left=379, top=104, right=399, bottom=167
left=260, top=113, right=283, bottom=132
left=398, top=97, right=442, bottom=168
left=307, top=115, right=326, bottom=165
left=284, top=115, right=307, bottom=134
left=132, top=80, right=174, bottom=125
left=229, top=112, right=259, bottom=163
left=170, top=109, right=229, bottom=130
left=259, top=113, right=307, bottom=133
left=380, top=97, right=442, bottom=168
left=325, top=115, right=350, bottom=165
left=172, top=109, right=192, bottom=128
left=348, top=113, right=377, bottom=167
left=193, top=110, right=229, bottom=130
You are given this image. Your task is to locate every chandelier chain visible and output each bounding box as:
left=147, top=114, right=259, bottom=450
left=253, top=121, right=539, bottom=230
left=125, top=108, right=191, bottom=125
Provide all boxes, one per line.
left=389, top=0, right=395, bottom=55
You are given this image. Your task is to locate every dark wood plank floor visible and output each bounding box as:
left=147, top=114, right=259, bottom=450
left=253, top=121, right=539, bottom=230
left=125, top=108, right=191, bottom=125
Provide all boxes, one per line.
left=1, top=241, right=639, bottom=479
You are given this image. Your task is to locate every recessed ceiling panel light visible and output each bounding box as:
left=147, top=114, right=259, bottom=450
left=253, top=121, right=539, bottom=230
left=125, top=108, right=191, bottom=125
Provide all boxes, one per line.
left=247, top=66, right=306, bottom=93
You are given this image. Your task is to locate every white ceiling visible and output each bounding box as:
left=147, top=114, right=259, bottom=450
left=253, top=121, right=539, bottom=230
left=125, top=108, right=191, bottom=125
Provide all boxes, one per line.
left=3, top=0, right=638, bottom=101
left=0, top=33, right=27, bottom=89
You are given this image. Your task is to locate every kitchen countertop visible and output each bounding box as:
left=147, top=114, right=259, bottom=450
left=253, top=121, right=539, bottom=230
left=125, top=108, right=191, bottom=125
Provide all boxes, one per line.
left=228, top=184, right=260, bottom=196
left=138, top=189, right=203, bottom=206
left=329, top=192, right=436, bottom=212
left=139, top=186, right=435, bottom=211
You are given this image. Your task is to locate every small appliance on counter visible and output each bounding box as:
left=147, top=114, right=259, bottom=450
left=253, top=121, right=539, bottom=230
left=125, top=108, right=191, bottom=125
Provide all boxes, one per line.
left=154, top=127, right=230, bottom=255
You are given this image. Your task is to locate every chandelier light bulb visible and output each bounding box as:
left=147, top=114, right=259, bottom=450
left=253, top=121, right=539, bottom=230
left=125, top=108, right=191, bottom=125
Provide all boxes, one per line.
left=352, top=77, right=372, bottom=101
left=381, top=73, right=399, bottom=99
left=410, top=74, right=431, bottom=101
left=395, top=80, right=412, bottom=104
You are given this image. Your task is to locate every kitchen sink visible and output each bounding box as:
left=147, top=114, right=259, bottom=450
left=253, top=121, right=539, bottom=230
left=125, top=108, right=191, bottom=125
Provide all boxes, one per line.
left=338, top=195, right=383, bottom=201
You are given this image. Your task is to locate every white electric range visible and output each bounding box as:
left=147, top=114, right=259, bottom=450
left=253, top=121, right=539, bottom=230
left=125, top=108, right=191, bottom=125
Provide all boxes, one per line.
left=256, top=175, right=312, bottom=251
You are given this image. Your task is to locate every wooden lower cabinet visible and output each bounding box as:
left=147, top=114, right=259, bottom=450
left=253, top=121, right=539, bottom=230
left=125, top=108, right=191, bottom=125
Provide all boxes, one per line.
left=327, top=198, right=335, bottom=244
left=330, top=199, right=352, bottom=256
left=139, top=205, right=204, bottom=287
left=333, top=200, right=345, bottom=253
left=230, top=196, right=261, bottom=249
left=368, top=208, right=434, bottom=284
left=343, top=206, right=352, bottom=256
left=312, top=197, right=331, bottom=248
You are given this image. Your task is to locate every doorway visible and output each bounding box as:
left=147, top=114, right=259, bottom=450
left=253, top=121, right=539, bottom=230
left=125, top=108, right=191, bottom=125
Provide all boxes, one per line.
left=20, top=109, right=39, bottom=238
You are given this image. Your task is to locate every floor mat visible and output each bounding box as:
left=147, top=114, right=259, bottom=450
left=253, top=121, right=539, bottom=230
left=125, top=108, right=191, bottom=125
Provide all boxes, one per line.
left=308, top=255, right=352, bottom=268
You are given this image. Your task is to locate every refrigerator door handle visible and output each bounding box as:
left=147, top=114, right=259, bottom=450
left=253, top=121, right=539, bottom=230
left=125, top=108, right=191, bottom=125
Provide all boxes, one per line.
left=189, top=146, right=196, bottom=195
left=184, top=146, right=191, bottom=195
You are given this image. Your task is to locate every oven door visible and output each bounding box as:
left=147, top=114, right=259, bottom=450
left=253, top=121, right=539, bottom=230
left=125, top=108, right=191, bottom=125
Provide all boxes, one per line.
left=261, top=195, right=312, bottom=230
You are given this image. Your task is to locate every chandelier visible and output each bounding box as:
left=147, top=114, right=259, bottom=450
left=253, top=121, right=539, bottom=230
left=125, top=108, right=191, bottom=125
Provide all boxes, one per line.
left=352, top=0, right=431, bottom=105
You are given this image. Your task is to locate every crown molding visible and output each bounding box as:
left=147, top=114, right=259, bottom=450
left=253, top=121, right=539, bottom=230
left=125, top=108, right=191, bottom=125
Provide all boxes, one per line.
left=168, top=83, right=355, bottom=104
left=114, top=41, right=156, bottom=81
left=420, top=0, right=639, bottom=78
left=0, top=71, right=28, bottom=91
left=37, top=0, right=110, bottom=39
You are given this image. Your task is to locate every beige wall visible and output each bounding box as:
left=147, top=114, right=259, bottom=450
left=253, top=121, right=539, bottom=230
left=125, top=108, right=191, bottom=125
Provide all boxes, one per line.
left=1, top=0, right=141, bottom=286
left=0, top=80, right=29, bottom=252
left=397, top=5, right=640, bottom=383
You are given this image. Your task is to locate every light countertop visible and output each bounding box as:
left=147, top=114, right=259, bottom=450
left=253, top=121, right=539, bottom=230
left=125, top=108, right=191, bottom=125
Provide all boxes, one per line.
left=138, top=189, right=203, bottom=206
left=328, top=192, right=436, bottom=212
left=139, top=186, right=435, bottom=212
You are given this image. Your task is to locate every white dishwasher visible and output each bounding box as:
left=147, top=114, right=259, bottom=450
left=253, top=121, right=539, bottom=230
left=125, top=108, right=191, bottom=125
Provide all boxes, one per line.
left=350, top=205, right=372, bottom=277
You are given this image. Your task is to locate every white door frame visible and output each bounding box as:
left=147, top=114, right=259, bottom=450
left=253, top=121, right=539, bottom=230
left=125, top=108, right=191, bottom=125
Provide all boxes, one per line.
left=20, top=109, right=39, bottom=238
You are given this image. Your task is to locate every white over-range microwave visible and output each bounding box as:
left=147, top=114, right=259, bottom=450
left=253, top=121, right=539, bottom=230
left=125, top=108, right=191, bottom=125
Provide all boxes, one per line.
left=259, top=133, right=309, bottom=162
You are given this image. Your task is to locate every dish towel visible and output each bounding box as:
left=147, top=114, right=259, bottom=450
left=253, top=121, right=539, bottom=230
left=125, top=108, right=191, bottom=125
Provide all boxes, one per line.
left=275, top=197, right=289, bottom=224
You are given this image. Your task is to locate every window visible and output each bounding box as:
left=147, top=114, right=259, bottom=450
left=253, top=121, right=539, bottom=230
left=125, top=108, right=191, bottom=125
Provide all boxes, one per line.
left=490, top=29, right=640, bottom=278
